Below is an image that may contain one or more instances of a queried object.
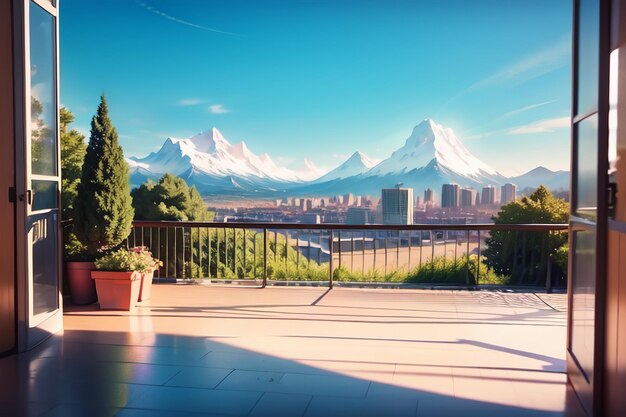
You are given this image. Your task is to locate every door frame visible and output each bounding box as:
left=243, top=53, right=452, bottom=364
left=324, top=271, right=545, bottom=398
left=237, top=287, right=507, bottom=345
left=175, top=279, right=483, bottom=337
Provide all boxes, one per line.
left=566, top=0, right=611, bottom=415
left=13, top=0, right=63, bottom=352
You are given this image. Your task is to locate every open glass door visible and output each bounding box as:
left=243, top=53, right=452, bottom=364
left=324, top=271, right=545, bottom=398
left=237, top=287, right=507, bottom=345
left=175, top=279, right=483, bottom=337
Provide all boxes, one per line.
left=17, top=0, right=62, bottom=351
left=567, top=0, right=609, bottom=415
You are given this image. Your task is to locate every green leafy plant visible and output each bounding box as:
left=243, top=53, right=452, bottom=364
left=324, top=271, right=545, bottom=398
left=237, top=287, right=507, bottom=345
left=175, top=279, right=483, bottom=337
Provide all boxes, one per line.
left=95, top=247, right=161, bottom=272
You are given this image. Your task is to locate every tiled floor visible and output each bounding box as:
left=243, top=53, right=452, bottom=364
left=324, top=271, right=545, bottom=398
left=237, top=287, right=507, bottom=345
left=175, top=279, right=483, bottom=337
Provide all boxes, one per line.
left=0, top=286, right=587, bottom=416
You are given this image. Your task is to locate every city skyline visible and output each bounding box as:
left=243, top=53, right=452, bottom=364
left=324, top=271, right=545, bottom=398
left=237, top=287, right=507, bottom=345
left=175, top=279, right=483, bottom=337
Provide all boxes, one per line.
left=60, top=0, right=571, bottom=177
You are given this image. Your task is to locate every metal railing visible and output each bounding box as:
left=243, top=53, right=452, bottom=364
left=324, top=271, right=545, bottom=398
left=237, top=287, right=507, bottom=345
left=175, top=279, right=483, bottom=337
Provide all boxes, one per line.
left=127, top=221, right=568, bottom=291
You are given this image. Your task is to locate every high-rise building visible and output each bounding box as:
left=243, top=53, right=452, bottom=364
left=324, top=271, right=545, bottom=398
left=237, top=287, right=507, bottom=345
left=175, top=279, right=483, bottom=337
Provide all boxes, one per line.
left=481, top=185, right=498, bottom=206
left=382, top=185, right=414, bottom=225
left=346, top=207, right=372, bottom=225
left=460, top=188, right=477, bottom=207
left=424, top=188, right=434, bottom=204
left=441, top=184, right=460, bottom=208
left=501, top=183, right=517, bottom=204
left=343, top=193, right=355, bottom=206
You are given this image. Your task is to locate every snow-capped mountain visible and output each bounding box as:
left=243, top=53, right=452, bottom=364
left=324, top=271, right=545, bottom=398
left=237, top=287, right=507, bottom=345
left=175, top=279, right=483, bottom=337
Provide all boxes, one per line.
left=129, top=128, right=300, bottom=181
left=127, top=119, right=568, bottom=197
left=314, top=151, right=377, bottom=183
left=369, top=119, right=499, bottom=180
left=128, top=128, right=319, bottom=194
left=287, top=119, right=506, bottom=197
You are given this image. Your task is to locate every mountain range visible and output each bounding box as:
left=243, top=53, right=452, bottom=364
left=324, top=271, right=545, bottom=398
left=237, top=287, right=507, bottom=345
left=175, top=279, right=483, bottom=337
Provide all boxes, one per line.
left=127, top=119, right=569, bottom=198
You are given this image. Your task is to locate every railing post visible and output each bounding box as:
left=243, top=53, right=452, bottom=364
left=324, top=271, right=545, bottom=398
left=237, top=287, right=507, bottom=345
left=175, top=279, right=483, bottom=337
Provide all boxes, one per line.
left=546, top=253, right=553, bottom=294
left=262, top=228, right=268, bottom=288
left=329, top=230, right=334, bottom=288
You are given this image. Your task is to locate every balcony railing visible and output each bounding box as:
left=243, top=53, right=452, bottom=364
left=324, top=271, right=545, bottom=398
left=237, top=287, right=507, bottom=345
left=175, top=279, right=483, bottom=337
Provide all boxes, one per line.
left=127, top=221, right=568, bottom=291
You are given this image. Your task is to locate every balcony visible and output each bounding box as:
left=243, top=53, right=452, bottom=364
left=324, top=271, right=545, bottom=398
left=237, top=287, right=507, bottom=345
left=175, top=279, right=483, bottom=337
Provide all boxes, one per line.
left=0, top=222, right=586, bottom=417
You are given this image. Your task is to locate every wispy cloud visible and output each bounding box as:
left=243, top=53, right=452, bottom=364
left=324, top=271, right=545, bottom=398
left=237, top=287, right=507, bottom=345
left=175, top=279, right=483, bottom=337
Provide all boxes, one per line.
left=178, top=98, right=203, bottom=106
left=467, top=36, right=570, bottom=91
left=209, top=104, right=230, bottom=114
left=438, top=36, right=570, bottom=113
left=135, top=1, right=241, bottom=36
left=500, top=100, right=557, bottom=118
left=507, top=116, right=570, bottom=135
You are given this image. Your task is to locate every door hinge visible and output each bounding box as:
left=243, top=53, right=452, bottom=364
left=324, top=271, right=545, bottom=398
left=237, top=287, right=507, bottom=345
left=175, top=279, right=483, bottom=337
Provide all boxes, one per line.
left=8, top=187, right=16, bottom=203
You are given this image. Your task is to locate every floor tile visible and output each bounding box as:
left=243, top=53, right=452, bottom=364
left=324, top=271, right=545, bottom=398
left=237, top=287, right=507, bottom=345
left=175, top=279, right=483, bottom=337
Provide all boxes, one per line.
left=217, top=370, right=285, bottom=391
left=304, top=395, right=418, bottom=417
left=127, top=385, right=262, bottom=415
left=164, top=366, right=233, bottom=389
left=269, top=373, right=370, bottom=397
left=249, top=392, right=312, bottom=417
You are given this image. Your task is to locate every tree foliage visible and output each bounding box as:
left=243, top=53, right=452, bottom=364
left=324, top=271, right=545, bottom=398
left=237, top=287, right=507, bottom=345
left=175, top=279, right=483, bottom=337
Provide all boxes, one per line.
left=132, top=173, right=214, bottom=221
left=60, top=107, right=86, bottom=219
left=73, top=96, right=134, bottom=254
left=483, top=185, right=569, bottom=285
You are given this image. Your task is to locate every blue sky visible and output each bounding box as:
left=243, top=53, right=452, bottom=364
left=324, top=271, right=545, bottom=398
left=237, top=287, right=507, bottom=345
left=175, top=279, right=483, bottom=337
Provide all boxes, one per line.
left=60, top=0, right=571, bottom=177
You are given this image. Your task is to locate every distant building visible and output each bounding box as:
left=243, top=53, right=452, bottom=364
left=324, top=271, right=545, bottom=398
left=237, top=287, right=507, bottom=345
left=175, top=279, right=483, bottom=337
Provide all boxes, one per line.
left=501, top=183, right=517, bottom=204
left=481, top=185, right=498, bottom=206
left=346, top=207, right=372, bottom=225
left=382, top=185, right=414, bottom=225
left=300, top=213, right=321, bottom=224
left=355, top=195, right=362, bottom=207
left=441, top=184, right=460, bottom=208
left=460, top=188, right=477, bottom=207
left=424, top=188, right=435, bottom=204
left=343, top=193, right=355, bottom=206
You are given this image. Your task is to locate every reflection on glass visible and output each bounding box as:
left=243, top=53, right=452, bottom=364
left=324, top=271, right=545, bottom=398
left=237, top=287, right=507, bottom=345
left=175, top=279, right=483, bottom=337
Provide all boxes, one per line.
left=32, top=180, right=58, bottom=211
left=575, top=115, right=598, bottom=220
left=570, top=229, right=596, bottom=383
left=575, top=0, right=599, bottom=116
left=30, top=2, right=57, bottom=176
left=611, top=47, right=626, bottom=221
left=31, top=212, right=59, bottom=316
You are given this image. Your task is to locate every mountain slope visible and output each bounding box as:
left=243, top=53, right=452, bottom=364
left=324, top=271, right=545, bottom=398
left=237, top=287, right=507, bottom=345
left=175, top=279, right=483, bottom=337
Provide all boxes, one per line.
left=315, top=152, right=376, bottom=183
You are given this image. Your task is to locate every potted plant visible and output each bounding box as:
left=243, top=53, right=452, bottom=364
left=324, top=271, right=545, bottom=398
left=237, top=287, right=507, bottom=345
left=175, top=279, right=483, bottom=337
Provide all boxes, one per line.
left=92, top=247, right=152, bottom=310
left=130, top=246, right=162, bottom=301
left=64, top=230, right=97, bottom=305
left=70, top=96, right=134, bottom=304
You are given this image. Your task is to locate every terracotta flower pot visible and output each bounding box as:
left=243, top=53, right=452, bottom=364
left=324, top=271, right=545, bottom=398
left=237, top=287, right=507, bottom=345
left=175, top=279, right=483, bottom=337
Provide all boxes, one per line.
left=91, top=270, right=141, bottom=311
left=138, top=269, right=154, bottom=302
left=66, top=261, right=97, bottom=305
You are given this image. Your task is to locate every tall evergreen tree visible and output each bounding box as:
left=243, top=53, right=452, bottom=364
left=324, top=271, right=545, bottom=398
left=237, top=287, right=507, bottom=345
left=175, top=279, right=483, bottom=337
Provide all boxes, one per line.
left=73, top=96, right=134, bottom=254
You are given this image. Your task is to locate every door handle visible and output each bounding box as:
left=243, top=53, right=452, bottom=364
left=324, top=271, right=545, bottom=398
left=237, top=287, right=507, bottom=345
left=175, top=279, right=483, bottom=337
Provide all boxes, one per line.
left=19, top=190, right=32, bottom=205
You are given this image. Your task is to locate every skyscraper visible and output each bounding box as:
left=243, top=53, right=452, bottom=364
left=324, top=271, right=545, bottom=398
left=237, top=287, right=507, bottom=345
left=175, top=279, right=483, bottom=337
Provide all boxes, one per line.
left=501, top=183, right=517, bottom=204
left=424, top=188, right=434, bottom=204
left=481, top=185, right=498, bottom=206
left=382, top=185, right=414, bottom=225
left=460, top=188, right=477, bottom=207
left=441, top=184, right=459, bottom=208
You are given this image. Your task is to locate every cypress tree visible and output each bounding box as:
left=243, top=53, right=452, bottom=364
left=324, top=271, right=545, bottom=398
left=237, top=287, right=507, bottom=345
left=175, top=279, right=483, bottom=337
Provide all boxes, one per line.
left=73, top=95, right=134, bottom=254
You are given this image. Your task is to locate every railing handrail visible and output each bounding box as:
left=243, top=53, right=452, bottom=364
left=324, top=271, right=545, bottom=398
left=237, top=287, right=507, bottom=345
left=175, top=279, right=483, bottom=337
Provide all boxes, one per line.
left=131, top=220, right=568, bottom=232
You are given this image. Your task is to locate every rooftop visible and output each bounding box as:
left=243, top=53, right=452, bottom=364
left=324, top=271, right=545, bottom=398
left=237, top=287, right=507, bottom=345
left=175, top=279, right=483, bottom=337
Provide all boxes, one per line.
left=0, top=285, right=585, bottom=417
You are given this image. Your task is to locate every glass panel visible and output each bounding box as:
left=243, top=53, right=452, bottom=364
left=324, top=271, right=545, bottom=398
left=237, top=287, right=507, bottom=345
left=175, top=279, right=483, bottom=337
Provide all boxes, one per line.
left=575, top=115, right=598, bottom=220
left=610, top=47, right=626, bottom=220
left=570, top=229, right=596, bottom=383
left=29, top=2, right=57, bottom=176
left=576, top=0, right=599, bottom=116
left=31, top=212, right=58, bottom=315
left=32, top=180, right=58, bottom=211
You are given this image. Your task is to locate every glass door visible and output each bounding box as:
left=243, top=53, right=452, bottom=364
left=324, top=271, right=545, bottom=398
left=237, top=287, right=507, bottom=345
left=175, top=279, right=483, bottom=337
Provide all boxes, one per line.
left=17, top=0, right=62, bottom=351
left=567, top=0, right=608, bottom=415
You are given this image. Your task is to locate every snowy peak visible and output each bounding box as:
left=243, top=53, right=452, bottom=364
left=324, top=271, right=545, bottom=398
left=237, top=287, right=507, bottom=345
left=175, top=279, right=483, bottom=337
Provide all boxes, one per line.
left=370, top=118, right=498, bottom=179
left=130, top=128, right=304, bottom=183
left=315, top=151, right=377, bottom=183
